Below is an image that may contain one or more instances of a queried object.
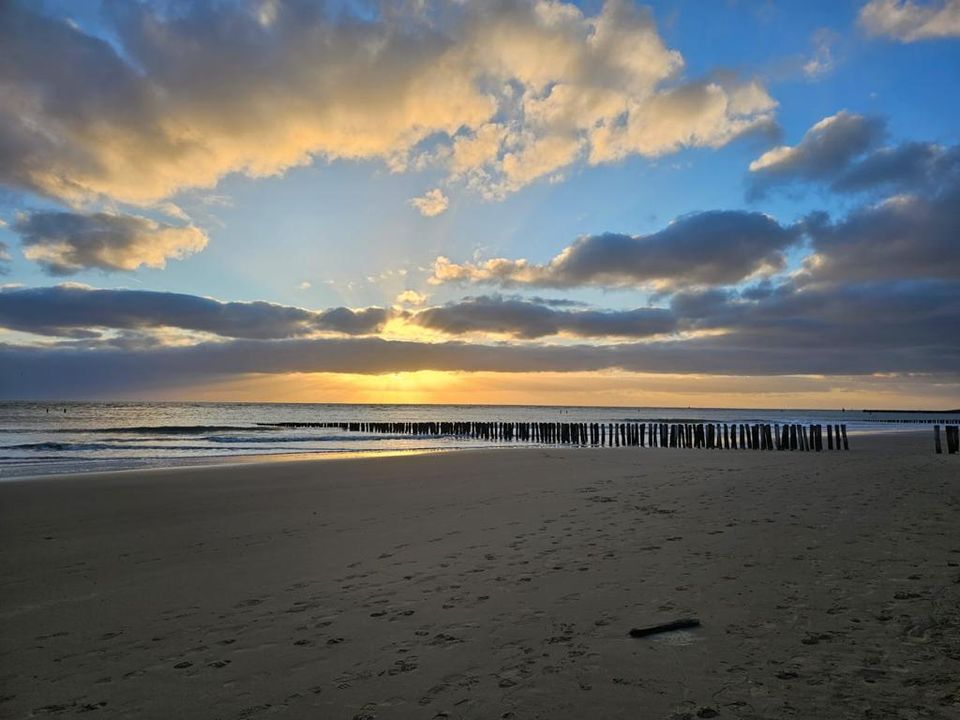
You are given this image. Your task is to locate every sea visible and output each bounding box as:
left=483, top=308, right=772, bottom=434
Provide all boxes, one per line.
left=1, top=401, right=956, bottom=479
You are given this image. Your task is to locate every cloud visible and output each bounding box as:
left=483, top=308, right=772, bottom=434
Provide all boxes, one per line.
left=747, top=127, right=960, bottom=286
left=412, top=295, right=677, bottom=338
left=297, top=281, right=312, bottom=290
left=12, top=211, right=207, bottom=275
left=155, top=202, right=191, bottom=222
left=671, top=279, right=960, bottom=352
left=409, top=189, right=450, bottom=217
left=586, top=77, right=777, bottom=168
left=430, top=211, right=798, bottom=290
left=859, top=0, right=960, bottom=41
left=0, top=285, right=391, bottom=339
left=2, top=281, right=957, bottom=398
left=0, top=240, right=10, bottom=274
left=10, top=269, right=956, bottom=356
left=415, top=272, right=960, bottom=347
left=801, top=176, right=960, bottom=284
left=802, top=28, right=838, bottom=79
left=747, top=112, right=886, bottom=198
left=833, top=142, right=960, bottom=194
left=0, top=0, right=776, bottom=206
left=748, top=112, right=960, bottom=199
left=395, top=289, right=428, bottom=306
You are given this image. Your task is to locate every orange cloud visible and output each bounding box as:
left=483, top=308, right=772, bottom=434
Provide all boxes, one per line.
left=1, top=0, right=776, bottom=207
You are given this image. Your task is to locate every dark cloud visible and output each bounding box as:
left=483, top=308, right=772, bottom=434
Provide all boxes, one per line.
left=0, top=285, right=391, bottom=339
left=2, top=302, right=957, bottom=399
left=13, top=211, right=207, bottom=275
left=0, top=239, right=10, bottom=273
left=3, top=273, right=958, bottom=398
left=747, top=112, right=885, bottom=199
left=317, top=306, right=395, bottom=336
left=801, top=173, right=960, bottom=284
left=412, top=296, right=676, bottom=338
left=673, top=280, right=960, bottom=351
left=744, top=113, right=960, bottom=287
left=431, top=211, right=799, bottom=290
left=525, top=296, right=589, bottom=308
left=0, top=1, right=162, bottom=203
left=747, top=110, right=960, bottom=200
left=833, top=142, right=960, bottom=194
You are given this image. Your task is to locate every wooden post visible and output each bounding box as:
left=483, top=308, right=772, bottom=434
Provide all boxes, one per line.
left=935, top=425, right=942, bottom=454
left=947, top=426, right=959, bottom=454
left=841, top=425, right=849, bottom=451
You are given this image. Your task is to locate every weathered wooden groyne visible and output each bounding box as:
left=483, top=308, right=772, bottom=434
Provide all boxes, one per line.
left=863, top=414, right=960, bottom=425
left=261, top=421, right=850, bottom=451
left=934, top=425, right=960, bottom=454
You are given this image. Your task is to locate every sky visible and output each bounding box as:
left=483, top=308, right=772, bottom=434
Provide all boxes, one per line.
left=1, top=0, right=959, bottom=408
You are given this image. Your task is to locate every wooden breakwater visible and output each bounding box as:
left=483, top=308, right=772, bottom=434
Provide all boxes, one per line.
left=935, top=425, right=960, bottom=454
left=261, top=421, right=850, bottom=451
left=862, top=413, right=960, bottom=425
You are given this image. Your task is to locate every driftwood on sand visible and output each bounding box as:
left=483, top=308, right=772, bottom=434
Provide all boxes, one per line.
left=628, top=618, right=701, bottom=638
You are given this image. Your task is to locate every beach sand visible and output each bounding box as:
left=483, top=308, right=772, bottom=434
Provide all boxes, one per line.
left=1, top=434, right=958, bottom=719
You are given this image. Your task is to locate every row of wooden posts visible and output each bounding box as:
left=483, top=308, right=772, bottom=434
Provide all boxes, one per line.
left=934, top=426, right=960, bottom=454
left=264, top=420, right=851, bottom=451
left=865, top=417, right=960, bottom=424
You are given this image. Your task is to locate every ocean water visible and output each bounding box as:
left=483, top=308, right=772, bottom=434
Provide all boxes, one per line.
left=0, top=401, right=956, bottom=479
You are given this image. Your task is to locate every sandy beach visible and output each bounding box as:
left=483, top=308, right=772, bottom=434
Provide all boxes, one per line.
left=1, top=434, right=958, bottom=719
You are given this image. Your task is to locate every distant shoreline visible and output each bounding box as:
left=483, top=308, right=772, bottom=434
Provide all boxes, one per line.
left=863, top=408, right=960, bottom=414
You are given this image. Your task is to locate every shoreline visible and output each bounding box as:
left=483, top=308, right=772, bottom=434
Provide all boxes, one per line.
left=0, top=426, right=939, bottom=483
left=0, top=446, right=460, bottom=483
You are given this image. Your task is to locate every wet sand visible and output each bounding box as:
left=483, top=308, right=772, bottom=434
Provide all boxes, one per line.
left=1, top=434, right=958, bottom=719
